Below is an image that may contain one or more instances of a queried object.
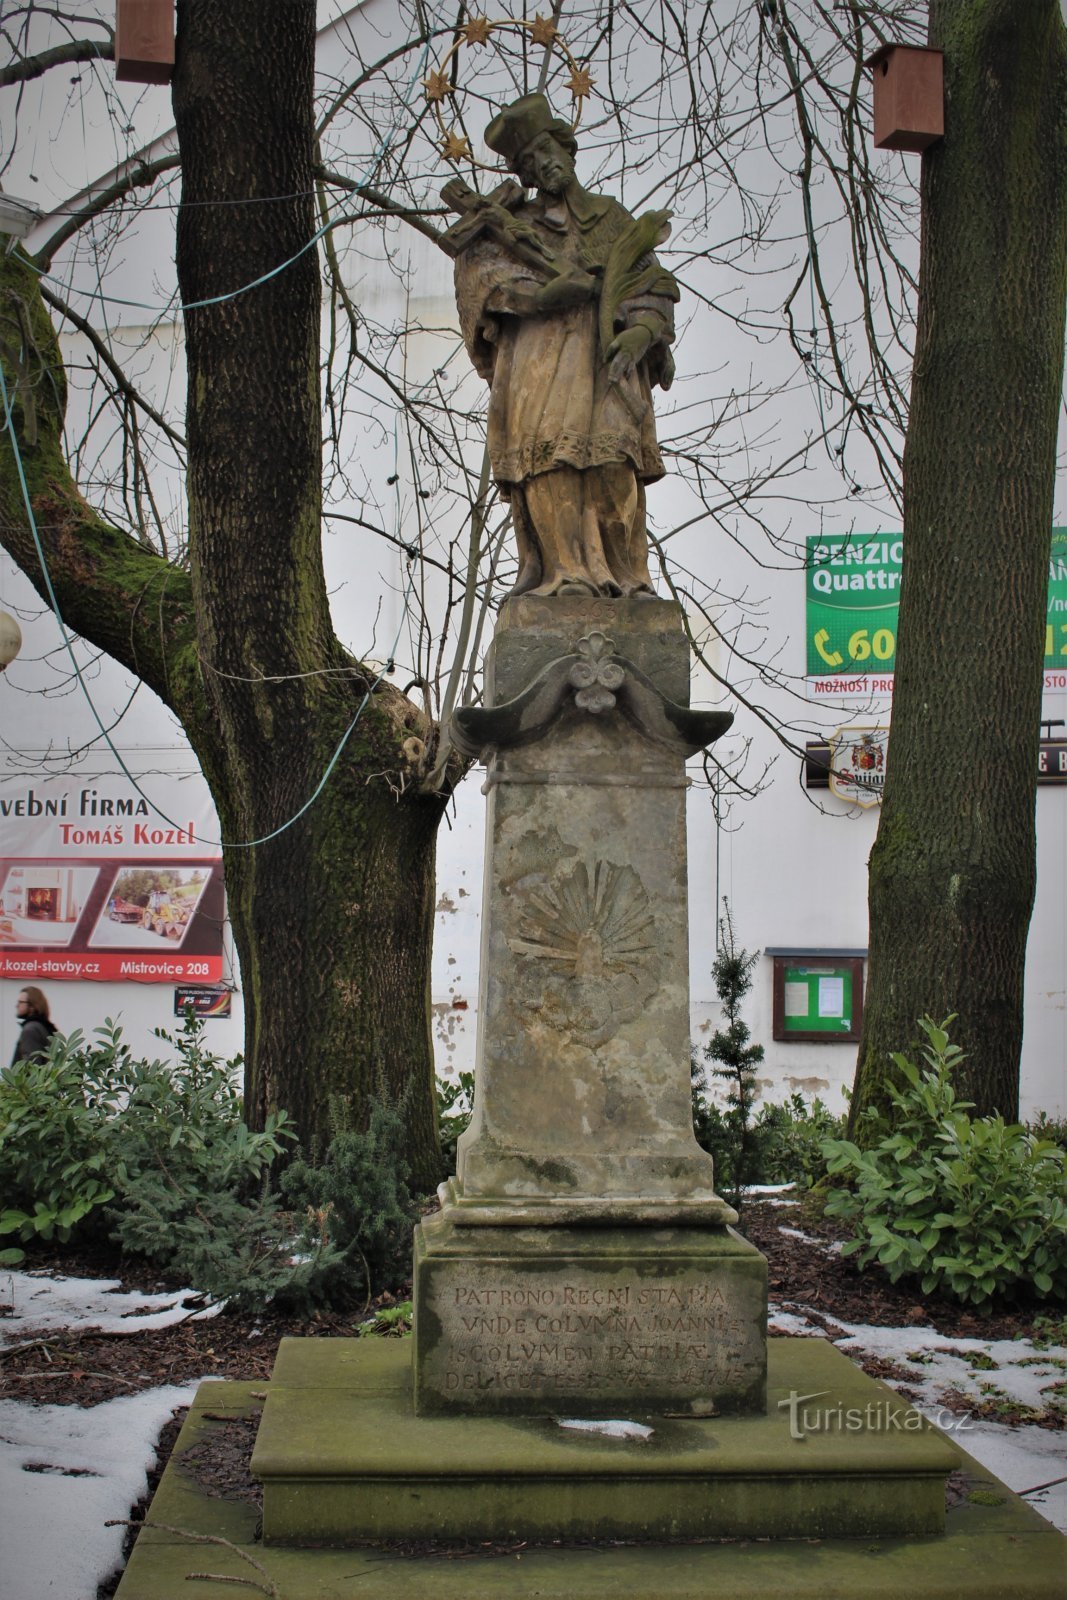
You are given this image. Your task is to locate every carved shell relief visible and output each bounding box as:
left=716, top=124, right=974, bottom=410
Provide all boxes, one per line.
left=507, top=859, right=661, bottom=1045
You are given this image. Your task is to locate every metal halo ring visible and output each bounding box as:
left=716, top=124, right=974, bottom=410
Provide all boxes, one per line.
left=423, top=15, right=594, bottom=171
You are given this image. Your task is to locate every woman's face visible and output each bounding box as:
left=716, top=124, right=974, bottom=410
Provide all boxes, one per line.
left=16, top=990, right=31, bottom=1017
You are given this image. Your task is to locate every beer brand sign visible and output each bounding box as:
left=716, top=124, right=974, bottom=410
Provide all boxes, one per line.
left=827, top=726, right=889, bottom=808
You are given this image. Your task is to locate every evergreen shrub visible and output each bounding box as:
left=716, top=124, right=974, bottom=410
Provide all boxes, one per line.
left=103, top=1015, right=309, bottom=1309
left=280, top=1095, right=419, bottom=1311
left=821, top=1017, right=1067, bottom=1308
left=0, top=1016, right=326, bottom=1308
left=694, top=903, right=764, bottom=1209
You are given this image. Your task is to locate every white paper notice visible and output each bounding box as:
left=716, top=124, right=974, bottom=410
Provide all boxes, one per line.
left=818, top=975, right=845, bottom=1018
left=784, top=981, right=809, bottom=1018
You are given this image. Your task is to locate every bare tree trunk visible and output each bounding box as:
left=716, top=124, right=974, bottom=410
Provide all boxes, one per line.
left=0, top=0, right=446, bottom=1189
left=853, top=0, right=1067, bottom=1126
left=171, top=0, right=445, bottom=1185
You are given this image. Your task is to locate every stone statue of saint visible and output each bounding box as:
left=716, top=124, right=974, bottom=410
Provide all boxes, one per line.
left=446, top=94, right=679, bottom=599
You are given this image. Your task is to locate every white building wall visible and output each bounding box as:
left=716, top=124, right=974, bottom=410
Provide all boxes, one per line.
left=2, top=1, right=1064, bottom=1116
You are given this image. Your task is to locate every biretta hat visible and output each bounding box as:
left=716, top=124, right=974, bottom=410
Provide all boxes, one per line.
left=484, top=94, right=575, bottom=166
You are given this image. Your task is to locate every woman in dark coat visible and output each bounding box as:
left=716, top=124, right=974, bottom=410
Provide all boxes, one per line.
left=11, top=985, right=57, bottom=1065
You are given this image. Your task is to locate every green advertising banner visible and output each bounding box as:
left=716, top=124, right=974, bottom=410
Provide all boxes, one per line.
left=1048, top=528, right=1067, bottom=691
left=806, top=534, right=901, bottom=697
left=806, top=530, right=1067, bottom=698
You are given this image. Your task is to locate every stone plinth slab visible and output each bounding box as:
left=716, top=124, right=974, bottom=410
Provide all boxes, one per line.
left=249, top=1336, right=958, bottom=1548
left=413, top=1212, right=767, bottom=1416
left=117, top=1368, right=1066, bottom=1599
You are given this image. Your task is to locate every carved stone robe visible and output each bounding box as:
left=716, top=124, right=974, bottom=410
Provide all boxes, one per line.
left=455, top=184, right=677, bottom=596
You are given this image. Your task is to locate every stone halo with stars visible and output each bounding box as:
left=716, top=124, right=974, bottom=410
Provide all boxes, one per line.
left=424, top=13, right=596, bottom=170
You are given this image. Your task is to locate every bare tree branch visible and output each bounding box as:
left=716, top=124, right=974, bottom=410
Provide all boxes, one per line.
left=0, top=34, right=113, bottom=90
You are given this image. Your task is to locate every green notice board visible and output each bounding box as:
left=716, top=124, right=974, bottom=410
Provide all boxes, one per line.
left=783, top=966, right=853, bottom=1033
left=772, top=956, right=864, bottom=1043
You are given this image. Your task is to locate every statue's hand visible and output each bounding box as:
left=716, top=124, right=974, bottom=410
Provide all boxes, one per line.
left=535, top=266, right=599, bottom=313
left=606, top=324, right=653, bottom=382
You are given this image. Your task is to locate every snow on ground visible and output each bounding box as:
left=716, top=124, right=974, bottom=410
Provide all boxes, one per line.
left=0, top=1384, right=199, bottom=1599
left=778, top=1224, right=845, bottom=1254
left=0, top=1269, right=222, bottom=1600
left=0, top=1270, right=220, bottom=1347
left=0, top=1267, right=1062, bottom=1599
left=768, top=1302, right=1067, bottom=1534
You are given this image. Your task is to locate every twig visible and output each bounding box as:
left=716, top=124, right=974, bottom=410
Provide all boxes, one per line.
left=185, top=1578, right=273, bottom=1593
left=105, top=1521, right=279, bottom=1597
left=0, top=1336, right=64, bottom=1359
left=1018, top=1475, right=1067, bottom=1497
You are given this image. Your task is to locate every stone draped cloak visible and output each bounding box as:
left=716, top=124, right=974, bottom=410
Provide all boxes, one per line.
left=454, top=187, right=677, bottom=493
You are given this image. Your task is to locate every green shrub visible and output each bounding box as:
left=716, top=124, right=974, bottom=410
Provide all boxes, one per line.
left=103, top=1014, right=308, bottom=1309
left=821, top=1017, right=1067, bottom=1308
left=0, top=1015, right=322, bottom=1308
left=692, top=1085, right=845, bottom=1193
left=436, top=1069, right=475, bottom=1177
left=754, top=1093, right=847, bottom=1189
left=1028, top=1112, right=1067, bottom=1154
left=280, top=1095, right=419, bottom=1312
left=693, top=903, right=764, bottom=1208
left=0, top=1027, right=123, bottom=1259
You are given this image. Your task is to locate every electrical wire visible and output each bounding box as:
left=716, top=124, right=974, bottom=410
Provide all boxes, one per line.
left=0, top=17, right=443, bottom=848
left=25, top=36, right=439, bottom=319
left=0, top=349, right=417, bottom=850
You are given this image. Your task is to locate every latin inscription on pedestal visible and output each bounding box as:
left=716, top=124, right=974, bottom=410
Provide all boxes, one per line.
left=414, top=1218, right=767, bottom=1417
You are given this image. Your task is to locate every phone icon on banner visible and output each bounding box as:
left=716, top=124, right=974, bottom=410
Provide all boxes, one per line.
left=814, top=629, right=843, bottom=668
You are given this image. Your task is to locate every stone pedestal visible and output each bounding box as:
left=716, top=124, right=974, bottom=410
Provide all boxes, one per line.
left=117, top=600, right=1006, bottom=1596
left=121, top=1349, right=1065, bottom=1597
left=414, top=1213, right=766, bottom=1417
left=414, top=596, right=766, bottom=1414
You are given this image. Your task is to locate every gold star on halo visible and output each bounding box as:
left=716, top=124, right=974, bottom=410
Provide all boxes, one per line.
left=423, top=69, right=454, bottom=105
left=462, top=16, right=493, bottom=46
left=441, top=129, right=473, bottom=163
left=529, top=13, right=558, bottom=47
left=566, top=65, right=595, bottom=100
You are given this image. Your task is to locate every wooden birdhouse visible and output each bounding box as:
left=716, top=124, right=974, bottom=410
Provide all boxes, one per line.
left=867, top=44, right=944, bottom=153
left=115, top=0, right=175, bottom=85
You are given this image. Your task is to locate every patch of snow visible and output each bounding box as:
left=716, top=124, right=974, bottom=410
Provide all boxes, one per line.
left=829, top=1319, right=1066, bottom=1414
left=0, top=1270, right=220, bottom=1348
left=742, top=1186, right=797, bottom=1206
left=767, top=1308, right=829, bottom=1338
left=796, top=1314, right=1067, bottom=1534
left=0, top=1384, right=200, bottom=1600
left=557, top=1417, right=654, bottom=1440
left=959, top=1420, right=1067, bottom=1533
left=778, top=1225, right=844, bottom=1255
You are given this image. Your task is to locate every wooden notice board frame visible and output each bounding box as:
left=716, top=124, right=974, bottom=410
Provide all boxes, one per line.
left=771, top=954, right=865, bottom=1043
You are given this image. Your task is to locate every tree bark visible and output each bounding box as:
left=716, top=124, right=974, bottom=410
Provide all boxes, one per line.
left=171, top=0, right=446, bottom=1187
left=853, top=0, right=1067, bottom=1126
left=0, top=0, right=448, bottom=1190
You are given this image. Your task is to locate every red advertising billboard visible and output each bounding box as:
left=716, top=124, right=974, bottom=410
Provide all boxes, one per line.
left=0, top=776, right=225, bottom=983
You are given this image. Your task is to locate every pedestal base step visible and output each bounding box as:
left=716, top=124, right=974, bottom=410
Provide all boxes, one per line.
left=251, top=1336, right=957, bottom=1546
left=115, top=1368, right=1066, bottom=1600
